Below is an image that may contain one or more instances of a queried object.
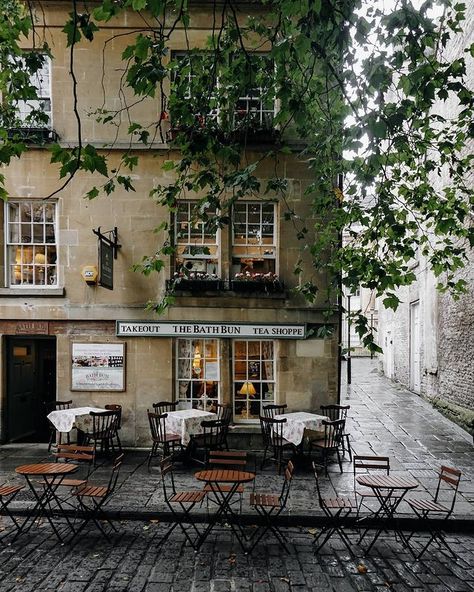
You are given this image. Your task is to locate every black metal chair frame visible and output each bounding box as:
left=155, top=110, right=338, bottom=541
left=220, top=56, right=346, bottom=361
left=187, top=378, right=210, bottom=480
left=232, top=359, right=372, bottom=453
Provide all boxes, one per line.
left=83, top=410, right=117, bottom=465
left=406, top=465, right=462, bottom=559
left=48, top=444, right=96, bottom=510
left=0, top=483, right=25, bottom=533
left=247, top=460, right=295, bottom=553
left=147, top=411, right=183, bottom=470
left=158, top=457, right=204, bottom=550
left=353, top=455, right=394, bottom=520
left=71, top=453, right=124, bottom=542
left=320, top=404, right=352, bottom=461
left=310, top=418, right=345, bottom=475
left=312, top=461, right=355, bottom=553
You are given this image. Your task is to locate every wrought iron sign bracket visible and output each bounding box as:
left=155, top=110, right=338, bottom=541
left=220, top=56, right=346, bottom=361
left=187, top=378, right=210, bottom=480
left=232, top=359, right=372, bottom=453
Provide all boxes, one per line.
left=92, top=226, right=121, bottom=259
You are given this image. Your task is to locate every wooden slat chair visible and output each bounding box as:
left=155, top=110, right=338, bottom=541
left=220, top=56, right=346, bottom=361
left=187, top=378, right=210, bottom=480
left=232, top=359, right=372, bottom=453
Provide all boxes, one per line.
left=147, top=411, right=183, bottom=470
left=203, top=451, right=248, bottom=510
left=158, top=456, right=205, bottom=549
left=47, top=444, right=96, bottom=509
left=104, top=404, right=123, bottom=453
left=190, top=419, right=225, bottom=466
left=353, top=455, right=395, bottom=518
left=262, top=403, right=287, bottom=419
left=82, top=410, right=117, bottom=465
left=320, top=404, right=353, bottom=461
left=309, top=419, right=345, bottom=475
left=247, top=460, right=295, bottom=553
left=406, top=465, right=462, bottom=559
left=216, top=404, right=232, bottom=451
left=46, top=399, right=73, bottom=452
left=259, top=416, right=296, bottom=474
left=71, top=453, right=124, bottom=542
left=0, top=483, right=25, bottom=533
left=312, top=461, right=356, bottom=553
left=153, top=401, right=179, bottom=414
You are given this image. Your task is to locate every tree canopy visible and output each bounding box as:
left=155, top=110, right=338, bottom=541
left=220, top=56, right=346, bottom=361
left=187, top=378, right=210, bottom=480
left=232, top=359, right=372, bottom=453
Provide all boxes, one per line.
left=0, top=0, right=473, bottom=352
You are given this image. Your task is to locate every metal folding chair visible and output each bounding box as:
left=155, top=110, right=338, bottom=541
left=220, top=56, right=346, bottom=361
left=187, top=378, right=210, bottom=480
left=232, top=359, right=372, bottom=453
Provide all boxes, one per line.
left=406, top=465, right=462, bottom=559
left=0, top=483, right=25, bottom=533
left=71, top=453, right=124, bottom=541
left=48, top=444, right=96, bottom=509
left=312, top=461, right=356, bottom=553
left=247, top=460, right=295, bottom=553
left=353, top=455, right=394, bottom=518
left=158, top=456, right=205, bottom=549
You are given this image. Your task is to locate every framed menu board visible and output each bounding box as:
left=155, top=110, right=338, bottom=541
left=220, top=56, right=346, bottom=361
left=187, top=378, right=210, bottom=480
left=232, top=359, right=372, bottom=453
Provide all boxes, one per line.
left=71, top=342, right=126, bottom=391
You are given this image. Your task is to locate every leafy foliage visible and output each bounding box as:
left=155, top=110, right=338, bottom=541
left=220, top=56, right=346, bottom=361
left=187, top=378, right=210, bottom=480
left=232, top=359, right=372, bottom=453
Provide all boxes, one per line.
left=0, top=0, right=473, bottom=353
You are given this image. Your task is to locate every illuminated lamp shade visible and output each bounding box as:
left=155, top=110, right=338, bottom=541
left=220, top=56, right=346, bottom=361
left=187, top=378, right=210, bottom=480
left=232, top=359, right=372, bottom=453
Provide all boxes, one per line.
left=238, top=381, right=256, bottom=397
left=34, top=252, right=46, bottom=264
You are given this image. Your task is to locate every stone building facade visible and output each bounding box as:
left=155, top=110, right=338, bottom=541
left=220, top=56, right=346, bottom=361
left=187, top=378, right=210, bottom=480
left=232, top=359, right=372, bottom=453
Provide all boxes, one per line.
left=0, top=2, right=340, bottom=446
left=378, top=5, right=474, bottom=435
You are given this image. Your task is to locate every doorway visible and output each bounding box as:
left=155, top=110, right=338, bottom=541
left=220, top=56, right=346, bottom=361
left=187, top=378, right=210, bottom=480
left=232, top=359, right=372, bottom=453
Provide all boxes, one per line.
left=5, top=337, right=56, bottom=442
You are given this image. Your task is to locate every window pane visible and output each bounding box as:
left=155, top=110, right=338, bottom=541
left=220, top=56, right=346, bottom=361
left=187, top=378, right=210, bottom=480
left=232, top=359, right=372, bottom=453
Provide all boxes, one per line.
left=176, top=339, right=219, bottom=411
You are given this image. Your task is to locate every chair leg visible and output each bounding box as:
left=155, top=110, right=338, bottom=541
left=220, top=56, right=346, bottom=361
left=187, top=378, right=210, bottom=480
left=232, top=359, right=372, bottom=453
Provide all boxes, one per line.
left=344, top=434, right=352, bottom=461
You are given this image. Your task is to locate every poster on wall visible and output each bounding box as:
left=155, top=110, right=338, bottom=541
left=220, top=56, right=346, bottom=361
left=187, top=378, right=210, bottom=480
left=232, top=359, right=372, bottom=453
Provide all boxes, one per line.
left=71, top=343, right=126, bottom=391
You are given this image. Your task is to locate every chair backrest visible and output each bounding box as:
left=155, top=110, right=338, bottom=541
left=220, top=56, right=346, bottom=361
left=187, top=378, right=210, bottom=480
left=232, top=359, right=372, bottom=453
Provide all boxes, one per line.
left=147, top=410, right=168, bottom=442
left=54, top=444, right=95, bottom=466
left=160, top=455, right=176, bottom=498
left=353, top=454, right=390, bottom=494
left=433, top=465, right=462, bottom=512
left=201, top=419, right=224, bottom=452
left=90, top=410, right=116, bottom=437
left=216, top=404, right=232, bottom=424
left=153, top=401, right=178, bottom=414
left=311, top=460, right=324, bottom=505
left=105, top=404, right=122, bottom=429
left=320, top=404, right=349, bottom=422
left=321, top=419, right=344, bottom=449
left=54, top=399, right=73, bottom=411
left=263, top=404, right=287, bottom=419
left=106, top=453, right=124, bottom=495
left=208, top=450, right=247, bottom=469
left=259, top=415, right=288, bottom=455
left=279, top=460, right=295, bottom=506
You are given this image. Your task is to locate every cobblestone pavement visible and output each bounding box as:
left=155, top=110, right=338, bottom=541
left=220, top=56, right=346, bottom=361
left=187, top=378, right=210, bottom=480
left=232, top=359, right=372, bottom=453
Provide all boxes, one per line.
left=0, top=359, right=473, bottom=591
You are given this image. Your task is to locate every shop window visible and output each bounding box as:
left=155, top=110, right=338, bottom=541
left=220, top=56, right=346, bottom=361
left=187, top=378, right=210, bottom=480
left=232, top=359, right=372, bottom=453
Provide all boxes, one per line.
left=174, top=201, right=219, bottom=278
left=232, top=202, right=277, bottom=278
left=177, top=338, right=220, bottom=411
left=233, top=340, right=275, bottom=423
left=6, top=201, right=58, bottom=287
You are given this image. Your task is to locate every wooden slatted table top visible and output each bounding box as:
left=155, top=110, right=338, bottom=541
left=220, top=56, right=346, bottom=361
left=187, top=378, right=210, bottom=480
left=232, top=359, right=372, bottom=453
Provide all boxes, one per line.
left=356, top=474, right=418, bottom=490
left=195, top=469, right=256, bottom=484
left=15, top=463, right=78, bottom=476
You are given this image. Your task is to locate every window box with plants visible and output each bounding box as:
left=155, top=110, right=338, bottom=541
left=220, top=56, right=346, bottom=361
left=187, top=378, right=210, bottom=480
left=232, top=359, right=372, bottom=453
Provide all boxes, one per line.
left=168, top=272, right=223, bottom=293
left=231, top=272, right=284, bottom=294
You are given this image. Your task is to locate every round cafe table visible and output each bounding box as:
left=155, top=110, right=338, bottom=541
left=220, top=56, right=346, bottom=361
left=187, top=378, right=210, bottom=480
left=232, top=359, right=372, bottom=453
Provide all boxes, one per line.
left=14, top=462, right=78, bottom=542
left=195, top=469, right=255, bottom=552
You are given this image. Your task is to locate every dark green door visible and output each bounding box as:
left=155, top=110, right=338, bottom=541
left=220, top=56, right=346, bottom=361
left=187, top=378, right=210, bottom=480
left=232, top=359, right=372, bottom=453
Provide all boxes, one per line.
left=6, top=337, right=56, bottom=442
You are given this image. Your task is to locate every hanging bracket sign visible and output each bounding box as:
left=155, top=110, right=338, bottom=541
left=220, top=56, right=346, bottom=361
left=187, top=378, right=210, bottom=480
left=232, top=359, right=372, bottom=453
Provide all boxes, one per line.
left=93, top=227, right=121, bottom=290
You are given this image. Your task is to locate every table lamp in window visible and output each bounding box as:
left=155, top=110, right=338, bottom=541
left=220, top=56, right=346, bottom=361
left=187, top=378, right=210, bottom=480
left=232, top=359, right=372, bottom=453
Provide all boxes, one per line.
left=192, top=345, right=202, bottom=376
left=238, top=381, right=256, bottom=398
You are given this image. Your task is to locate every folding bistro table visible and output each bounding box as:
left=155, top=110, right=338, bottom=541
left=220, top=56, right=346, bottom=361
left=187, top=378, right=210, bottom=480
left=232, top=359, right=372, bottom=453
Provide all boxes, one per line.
left=14, top=463, right=78, bottom=542
left=356, top=473, right=418, bottom=554
left=195, top=469, right=255, bottom=552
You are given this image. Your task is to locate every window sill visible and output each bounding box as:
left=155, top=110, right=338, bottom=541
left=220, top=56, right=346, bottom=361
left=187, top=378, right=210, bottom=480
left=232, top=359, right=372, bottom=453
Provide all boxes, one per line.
left=0, top=287, right=65, bottom=297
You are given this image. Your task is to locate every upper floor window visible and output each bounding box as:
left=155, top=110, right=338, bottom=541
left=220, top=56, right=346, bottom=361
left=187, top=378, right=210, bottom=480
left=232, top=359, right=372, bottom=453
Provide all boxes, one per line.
left=16, top=54, right=52, bottom=129
left=232, top=202, right=277, bottom=278
left=174, top=201, right=219, bottom=278
left=6, top=201, right=58, bottom=287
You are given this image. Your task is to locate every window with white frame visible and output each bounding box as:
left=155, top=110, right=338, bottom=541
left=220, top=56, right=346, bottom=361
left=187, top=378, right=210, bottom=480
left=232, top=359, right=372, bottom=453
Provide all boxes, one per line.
left=16, top=54, right=52, bottom=128
left=170, top=52, right=274, bottom=130
left=174, top=201, right=219, bottom=278
left=176, top=338, right=220, bottom=411
left=233, top=340, right=275, bottom=423
left=232, top=202, right=277, bottom=279
left=6, top=201, right=58, bottom=287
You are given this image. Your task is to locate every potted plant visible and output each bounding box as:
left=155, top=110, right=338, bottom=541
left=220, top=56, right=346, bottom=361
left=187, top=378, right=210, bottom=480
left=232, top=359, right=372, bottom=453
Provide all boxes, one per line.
left=231, top=272, right=284, bottom=294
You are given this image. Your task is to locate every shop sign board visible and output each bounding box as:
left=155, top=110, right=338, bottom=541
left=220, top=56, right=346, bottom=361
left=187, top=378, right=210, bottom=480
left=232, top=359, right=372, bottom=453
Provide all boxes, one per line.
left=116, top=320, right=306, bottom=339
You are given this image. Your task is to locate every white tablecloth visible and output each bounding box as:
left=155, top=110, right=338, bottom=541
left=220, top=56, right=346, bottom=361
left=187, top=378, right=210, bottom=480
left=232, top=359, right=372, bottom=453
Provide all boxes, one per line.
left=274, top=411, right=327, bottom=446
left=47, top=407, right=105, bottom=433
left=164, top=409, right=217, bottom=446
